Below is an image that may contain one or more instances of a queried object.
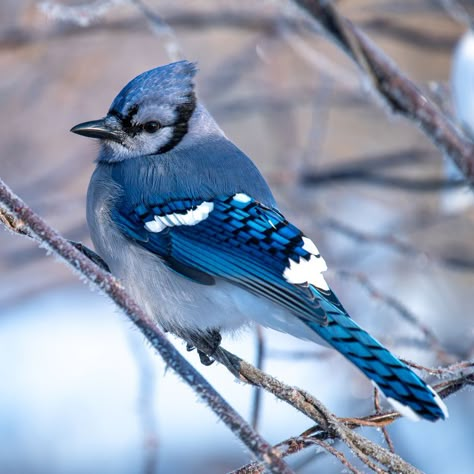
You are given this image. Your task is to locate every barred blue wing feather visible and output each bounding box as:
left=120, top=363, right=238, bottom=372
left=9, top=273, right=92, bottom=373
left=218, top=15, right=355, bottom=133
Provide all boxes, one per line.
left=113, top=192, right=448, bottom=422
left=113, top=193, right=341, bottom=325
left=307, top=313, right=447, bottom=421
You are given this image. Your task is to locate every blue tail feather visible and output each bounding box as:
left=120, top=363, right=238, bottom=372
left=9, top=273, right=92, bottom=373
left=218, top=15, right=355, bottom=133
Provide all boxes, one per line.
left=305, top=310, right=448, bottom=421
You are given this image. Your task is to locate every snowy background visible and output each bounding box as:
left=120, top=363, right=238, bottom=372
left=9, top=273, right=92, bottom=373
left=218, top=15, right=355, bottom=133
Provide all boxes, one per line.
left=1, top=1, right=474, bottom=473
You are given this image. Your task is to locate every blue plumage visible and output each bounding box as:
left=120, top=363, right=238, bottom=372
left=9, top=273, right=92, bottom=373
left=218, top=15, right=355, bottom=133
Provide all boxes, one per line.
left=114, top=194, right=329, bottom=324
left=307, top=314, right=445, bottom=421
left=72, top=60, right=448, bottom=422
left=116, top=192, right=447, bottom=421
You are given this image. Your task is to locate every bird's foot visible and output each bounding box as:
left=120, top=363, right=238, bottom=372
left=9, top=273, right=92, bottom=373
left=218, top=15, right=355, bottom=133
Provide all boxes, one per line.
left=188, top=329, right=222, bottom=367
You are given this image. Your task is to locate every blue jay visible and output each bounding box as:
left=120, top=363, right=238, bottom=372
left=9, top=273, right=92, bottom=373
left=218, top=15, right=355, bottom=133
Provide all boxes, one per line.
left=71, top=60, right=447, bottom=422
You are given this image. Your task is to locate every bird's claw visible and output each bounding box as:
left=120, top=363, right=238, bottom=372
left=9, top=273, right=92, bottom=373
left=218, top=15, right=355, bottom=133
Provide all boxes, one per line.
left=187, top=329, right=222, bottom=366
left=198, top=350, right=215, bottom=366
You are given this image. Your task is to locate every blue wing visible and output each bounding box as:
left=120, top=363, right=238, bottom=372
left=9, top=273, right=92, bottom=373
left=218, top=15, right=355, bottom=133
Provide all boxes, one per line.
left=113, top=193, right=345, bottom=326
left=113, top=192, right=448, bottom=421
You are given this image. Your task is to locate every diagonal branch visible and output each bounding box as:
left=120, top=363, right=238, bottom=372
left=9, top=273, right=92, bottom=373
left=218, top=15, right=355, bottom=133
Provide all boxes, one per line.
left=210, top=347, right=423, bottom=474
left=291, top=0, right=474, bottom=184
left=0, top=178, right=293, bottom=474
left=4, top=179, right=471, bottom=473
left=229, top=368, right=473, bottom=473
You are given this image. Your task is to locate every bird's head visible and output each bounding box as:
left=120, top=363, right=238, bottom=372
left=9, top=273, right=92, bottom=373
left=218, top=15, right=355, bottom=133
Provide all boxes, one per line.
left=71, top=60, right=197, bottom=161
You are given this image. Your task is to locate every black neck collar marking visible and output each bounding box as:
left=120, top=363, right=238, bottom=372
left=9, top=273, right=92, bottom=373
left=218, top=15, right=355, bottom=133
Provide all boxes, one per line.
left=157, top=91, right=197, bottom=154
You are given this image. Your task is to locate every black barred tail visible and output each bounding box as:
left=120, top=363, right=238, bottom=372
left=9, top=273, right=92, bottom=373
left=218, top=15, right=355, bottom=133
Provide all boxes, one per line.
left=306, top=312, right=448, bottom=421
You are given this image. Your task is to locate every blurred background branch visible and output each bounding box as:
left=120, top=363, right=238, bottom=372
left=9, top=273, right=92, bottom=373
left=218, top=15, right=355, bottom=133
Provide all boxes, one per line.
left=292, top=0, right=474, bottom=183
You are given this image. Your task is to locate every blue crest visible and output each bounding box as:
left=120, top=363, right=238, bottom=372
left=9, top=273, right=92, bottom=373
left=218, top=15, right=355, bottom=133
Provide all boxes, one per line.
left=109, top=60, right=197, bottom=116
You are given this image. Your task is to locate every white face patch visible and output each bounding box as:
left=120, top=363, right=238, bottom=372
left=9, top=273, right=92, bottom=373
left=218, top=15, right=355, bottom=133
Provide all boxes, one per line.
left=283, top=236, right=329, bottom=291
left=144, top=201, right=214, bottom=233
left=103, top=126, right=175, bottom=161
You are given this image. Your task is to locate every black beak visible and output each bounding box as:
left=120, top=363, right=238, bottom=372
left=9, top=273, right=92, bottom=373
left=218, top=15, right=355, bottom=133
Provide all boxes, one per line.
left=70, top=118, right=122, bottom=142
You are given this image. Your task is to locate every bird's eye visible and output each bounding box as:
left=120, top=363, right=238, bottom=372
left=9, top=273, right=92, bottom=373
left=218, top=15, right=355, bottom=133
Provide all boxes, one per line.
left=143, top=121, right=160, bottom=134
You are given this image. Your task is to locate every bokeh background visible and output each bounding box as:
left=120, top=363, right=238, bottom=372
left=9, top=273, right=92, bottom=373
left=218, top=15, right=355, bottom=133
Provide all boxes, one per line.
left=1, top=0, right=474, bottom=473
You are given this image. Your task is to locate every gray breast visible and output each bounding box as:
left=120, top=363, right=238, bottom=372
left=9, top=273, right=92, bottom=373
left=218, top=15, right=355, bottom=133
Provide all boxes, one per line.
left=86, top=164, right=125, bottom=267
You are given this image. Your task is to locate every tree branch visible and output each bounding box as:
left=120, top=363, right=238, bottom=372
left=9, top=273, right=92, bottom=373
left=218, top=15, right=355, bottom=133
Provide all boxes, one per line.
left=210, top=347, right=424, bottom=474
left=0, top=178, right=293, bottom=474
left=4, top=177, right=471, bottom=473
left=229, top=366, right=473, bottom=473
left=291, top=0, right=474, bottom=184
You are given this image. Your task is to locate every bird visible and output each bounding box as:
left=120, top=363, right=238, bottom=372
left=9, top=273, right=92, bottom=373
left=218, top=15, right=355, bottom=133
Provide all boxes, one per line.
left=71, top=60, right=448, bottom=422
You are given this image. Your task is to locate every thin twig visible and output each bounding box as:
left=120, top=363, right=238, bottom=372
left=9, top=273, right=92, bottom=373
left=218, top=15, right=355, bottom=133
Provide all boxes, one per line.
left=321, top=217, right=474, bottom=273
left=335, top=270, right=451, bottom=363
left=309, top=438, right=365, bottom=474
left=130, top=0, right=183, bottom=61
left=373, top=387, right=395, bottom=453
left=301, top=147, right=468, bottom=192
left=342, top=370, right=474, bottom=429
left=439, top=0, right=474, bottom=27
left=230, top=435, right=326, bottom=474
left=251, top=326, right=266, bottom=430
left=126, top=331, right=160, bottom=474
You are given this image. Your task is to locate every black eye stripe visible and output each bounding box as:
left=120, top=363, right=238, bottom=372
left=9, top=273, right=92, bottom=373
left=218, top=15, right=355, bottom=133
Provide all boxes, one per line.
left=117, top=104, right=139, bottom=128
left=108, top=92, right=196, bottom=148
left=108, top=105, right=141, bottom=136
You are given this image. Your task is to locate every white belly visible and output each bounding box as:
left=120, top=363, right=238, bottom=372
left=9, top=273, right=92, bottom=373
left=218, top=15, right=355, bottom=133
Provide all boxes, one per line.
left=107, top=239, right=320, bottom=344
left=86, top=171, right=324, bottom=344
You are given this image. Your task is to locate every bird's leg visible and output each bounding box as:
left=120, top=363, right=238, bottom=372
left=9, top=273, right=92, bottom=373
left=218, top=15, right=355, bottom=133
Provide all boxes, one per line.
left=207, top=329, right=223, bottom=353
